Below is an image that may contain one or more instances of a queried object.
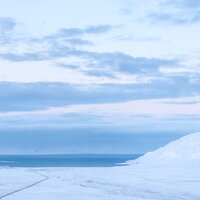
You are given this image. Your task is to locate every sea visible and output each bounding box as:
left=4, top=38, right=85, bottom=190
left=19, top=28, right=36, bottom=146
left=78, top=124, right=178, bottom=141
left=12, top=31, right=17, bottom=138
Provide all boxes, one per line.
left=0, top=154, right=142, bottom=167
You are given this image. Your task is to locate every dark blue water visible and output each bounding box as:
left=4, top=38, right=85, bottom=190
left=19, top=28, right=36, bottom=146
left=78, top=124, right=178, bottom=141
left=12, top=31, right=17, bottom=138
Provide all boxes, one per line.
left=0, top=154, right=142, bottom=167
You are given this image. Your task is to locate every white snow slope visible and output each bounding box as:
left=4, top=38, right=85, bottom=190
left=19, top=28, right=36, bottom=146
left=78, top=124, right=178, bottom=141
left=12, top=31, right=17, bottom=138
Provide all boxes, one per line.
left=129, top=132, right=200, bottom=166
left=0, top=132, right=200, bottom=200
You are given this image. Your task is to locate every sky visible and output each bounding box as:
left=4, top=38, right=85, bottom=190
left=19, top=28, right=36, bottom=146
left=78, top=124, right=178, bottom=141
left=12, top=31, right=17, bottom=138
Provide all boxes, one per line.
left=0, top=0, right=200, bottom=154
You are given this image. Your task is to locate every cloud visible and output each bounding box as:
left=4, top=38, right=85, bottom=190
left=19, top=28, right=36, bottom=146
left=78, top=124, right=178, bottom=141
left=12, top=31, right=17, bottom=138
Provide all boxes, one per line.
left=147, top=0, right=200, bottom=25
left=0, top=18, right=178, bottom=81
left=0, top=75, right=199, bottom=112
left=0, top=128, right=180, bottom=154
left=88, top=52, right=175, bottom=74
left=0, top=18, right=175, bottom=78
left=0, top=50, right=174, bottom=75
left=0, top=17, right=16, bottom=33
left=0, top=17, right=199, bottom=121
left=82, top=70, right=116, bottom=78
left=0, top=82, right=151, bottom=112
left=119, top=0, right=200, bottom=25
left=56, top=51, right=175, bottom=76
left=115, top=35, right=161, bottom=42
left=57, top=24, right=113, bottom=37
left=148, top=12, right=200, bottom=25
left=1, top=95, right=200, bottom=138
left=0, top=53, right=49, bottom=62
left=0, top=23, right=113, bottom=62
left=85, top=25, right=113, bottom=34
left=165, top=0, right=200, bottom=8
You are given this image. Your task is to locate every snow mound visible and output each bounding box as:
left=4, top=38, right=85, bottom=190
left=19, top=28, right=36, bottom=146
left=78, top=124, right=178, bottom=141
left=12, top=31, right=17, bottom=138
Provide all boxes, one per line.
left=129, top=132, right=200, bottom=166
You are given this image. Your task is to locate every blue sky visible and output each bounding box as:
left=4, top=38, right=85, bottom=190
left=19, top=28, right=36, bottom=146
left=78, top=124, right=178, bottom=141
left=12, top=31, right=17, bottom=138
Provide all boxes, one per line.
left=0, top=0, right=200, bottom=154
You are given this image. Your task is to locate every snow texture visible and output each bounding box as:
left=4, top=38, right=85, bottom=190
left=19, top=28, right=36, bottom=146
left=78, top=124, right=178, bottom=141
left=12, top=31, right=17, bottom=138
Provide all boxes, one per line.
left=0, top=132, right=200, bottom=200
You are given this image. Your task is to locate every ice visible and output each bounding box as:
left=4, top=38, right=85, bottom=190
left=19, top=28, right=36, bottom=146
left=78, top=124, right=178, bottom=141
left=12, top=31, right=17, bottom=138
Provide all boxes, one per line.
left=0, top=132, right=200, bottom=199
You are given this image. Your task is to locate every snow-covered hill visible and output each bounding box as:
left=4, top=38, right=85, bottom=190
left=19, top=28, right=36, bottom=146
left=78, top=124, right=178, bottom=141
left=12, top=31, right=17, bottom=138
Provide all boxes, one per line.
left=1, top=132, right=200, bottom=200
left=129, top=132, right=200, bottom=166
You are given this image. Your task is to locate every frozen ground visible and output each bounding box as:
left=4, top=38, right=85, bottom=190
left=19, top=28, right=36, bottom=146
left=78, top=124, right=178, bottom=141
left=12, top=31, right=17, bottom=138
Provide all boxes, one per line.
left=0, top=133, right=200, bottom=200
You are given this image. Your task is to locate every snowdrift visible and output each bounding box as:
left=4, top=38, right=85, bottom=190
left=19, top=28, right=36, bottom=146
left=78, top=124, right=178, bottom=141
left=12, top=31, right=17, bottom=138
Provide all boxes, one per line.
left=129, top=132, right=200, bottom=167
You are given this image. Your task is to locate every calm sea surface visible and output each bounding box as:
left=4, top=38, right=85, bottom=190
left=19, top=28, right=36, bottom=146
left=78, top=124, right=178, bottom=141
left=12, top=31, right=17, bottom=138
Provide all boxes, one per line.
left=0, top=154, right=142, bottom=167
